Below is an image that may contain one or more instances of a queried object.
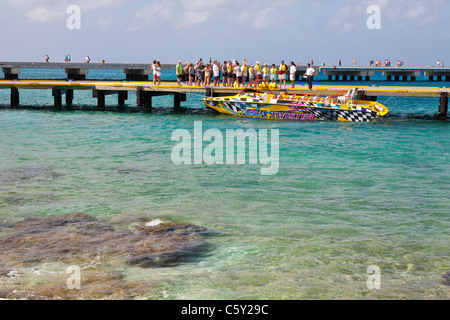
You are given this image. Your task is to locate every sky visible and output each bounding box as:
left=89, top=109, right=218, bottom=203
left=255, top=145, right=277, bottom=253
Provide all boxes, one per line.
left=0, top=0, right=449, bottom=66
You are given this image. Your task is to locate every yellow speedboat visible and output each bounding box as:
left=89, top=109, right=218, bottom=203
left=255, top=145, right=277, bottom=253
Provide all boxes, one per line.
left=202, top=81, right=389, bottom=122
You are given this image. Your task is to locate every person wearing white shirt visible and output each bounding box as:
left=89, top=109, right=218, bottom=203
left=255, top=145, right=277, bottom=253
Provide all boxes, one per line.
left=304, top=63, right=315, bottom=89
left=213, top=61, right=220, bottom=87
left=289, top=62, right=297, bottom=88
left=234, top=62, right=243, bottom=87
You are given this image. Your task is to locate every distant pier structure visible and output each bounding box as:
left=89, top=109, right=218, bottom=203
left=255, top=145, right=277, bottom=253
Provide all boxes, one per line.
left=2, top=62, right=450, bottom=82
left=319, top=66, right=450, bottom=82
left=0, top=61, right=177, bottom=81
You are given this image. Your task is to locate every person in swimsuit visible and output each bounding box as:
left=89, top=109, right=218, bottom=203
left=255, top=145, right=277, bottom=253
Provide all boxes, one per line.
left=222, top=60, right=228, bottom=87
left=155, top=61, right=161, bottom=85
left=204, top=63, right=212, bottom=87
left=152, top=60, right=157, bottom=85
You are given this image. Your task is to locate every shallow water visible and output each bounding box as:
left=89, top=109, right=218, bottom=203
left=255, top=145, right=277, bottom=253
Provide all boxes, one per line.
left=0, top=71, right=449, bottom=299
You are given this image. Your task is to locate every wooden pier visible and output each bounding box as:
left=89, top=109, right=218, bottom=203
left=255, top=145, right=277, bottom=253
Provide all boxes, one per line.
left=0, top=79, right=448, bottom=119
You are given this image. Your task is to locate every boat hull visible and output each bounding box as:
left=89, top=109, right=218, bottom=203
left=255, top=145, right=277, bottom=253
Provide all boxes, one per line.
left=202, top=98, right=385, bottom=122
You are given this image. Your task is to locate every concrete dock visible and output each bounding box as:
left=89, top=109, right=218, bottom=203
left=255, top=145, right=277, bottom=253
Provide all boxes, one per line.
left=0, top=61, right=176, bottom=81
left=3, top=61, right=450, bottom=83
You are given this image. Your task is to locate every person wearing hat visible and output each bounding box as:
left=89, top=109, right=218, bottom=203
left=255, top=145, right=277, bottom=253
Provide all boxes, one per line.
left=262, top=63, right=269, bottom=83
left=255, top=61, right=262, bottom=80
left=242, top=59, right=248, bottom=85
left=248, top=64, right=255, bottom=82
left=176, top=60, right=183, bottom=86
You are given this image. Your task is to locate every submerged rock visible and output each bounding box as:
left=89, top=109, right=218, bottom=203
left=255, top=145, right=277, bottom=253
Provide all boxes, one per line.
left=0, top=213, right=210, bottom=300
left=0, top=269, right=157, bottom=300
left=0, top=213, right=210, bottom=268
left=0, top=166, right=62, bottom=186
left=442, top=272, right=450, bottom=286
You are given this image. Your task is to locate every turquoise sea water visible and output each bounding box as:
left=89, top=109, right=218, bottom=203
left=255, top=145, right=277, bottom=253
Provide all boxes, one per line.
left=0, top=69, right=449, bottom=300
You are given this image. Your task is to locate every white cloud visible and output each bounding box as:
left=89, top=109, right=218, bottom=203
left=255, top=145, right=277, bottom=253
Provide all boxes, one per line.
left=238, top=7, right=282, bottom=31
left=127, top=0, right=289, bottom=31
left=405, top=5, right=429, bottom=19
left=25, top=5, right=63, bottom=23
left=176, top=10, right=208, bottom=29
left=95, top=15, right=114, bottom=28
left=378, top=0, right=438, bottom=22
left=127, top=0, right=176, bottom=31
left=328, top=4, right=358, bottom=33
left=0, top=0, right=126, bottom=24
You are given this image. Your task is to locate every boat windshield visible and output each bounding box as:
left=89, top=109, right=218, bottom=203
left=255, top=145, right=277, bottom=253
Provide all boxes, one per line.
left=239, top=79, right=274, bottom=98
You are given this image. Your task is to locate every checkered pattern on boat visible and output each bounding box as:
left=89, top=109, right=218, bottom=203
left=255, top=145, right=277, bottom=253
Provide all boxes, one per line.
left=308, top=106, right=379, bottom=122
left=336, top=106, right=379, bottom=122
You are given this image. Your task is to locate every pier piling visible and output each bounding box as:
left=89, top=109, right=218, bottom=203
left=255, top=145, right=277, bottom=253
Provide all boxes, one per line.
left=118, top=91, right=128, bottom=106
left=174, top=93, right=186, bottom=110
left=66, top=90, right=74, bottom=106
left=136, top=87, right=152, bottom=111
left=143, top=92, right=152, bottom=111
left=438, top=92, right=448, bottom=120
left=10, top=87, right=19, bottom=108
left=52, top=88, right=62, bottom=109
left=136, top=87, right=144, bottom=107
left=93, top=89, right=106, bottom=111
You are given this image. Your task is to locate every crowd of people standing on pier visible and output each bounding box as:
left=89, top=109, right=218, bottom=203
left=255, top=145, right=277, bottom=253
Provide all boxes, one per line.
left=369, top=59, right=404, bottom=67
left=168, top=58, right=315, bottom=89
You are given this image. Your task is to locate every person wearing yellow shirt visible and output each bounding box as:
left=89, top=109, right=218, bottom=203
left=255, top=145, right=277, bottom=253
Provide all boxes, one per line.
left=278, top=60, right=287, bottom=88
left=227, top=60, right=233, bottom=87
left=270, top=64, right=277, bottom=84
left=248, top=64, right=254, bottom=82
left=262, top=63, right=269, bottom=83
left=255, top=61, right=262, bottom=80
left=242, top=59, right=248, bottom=85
